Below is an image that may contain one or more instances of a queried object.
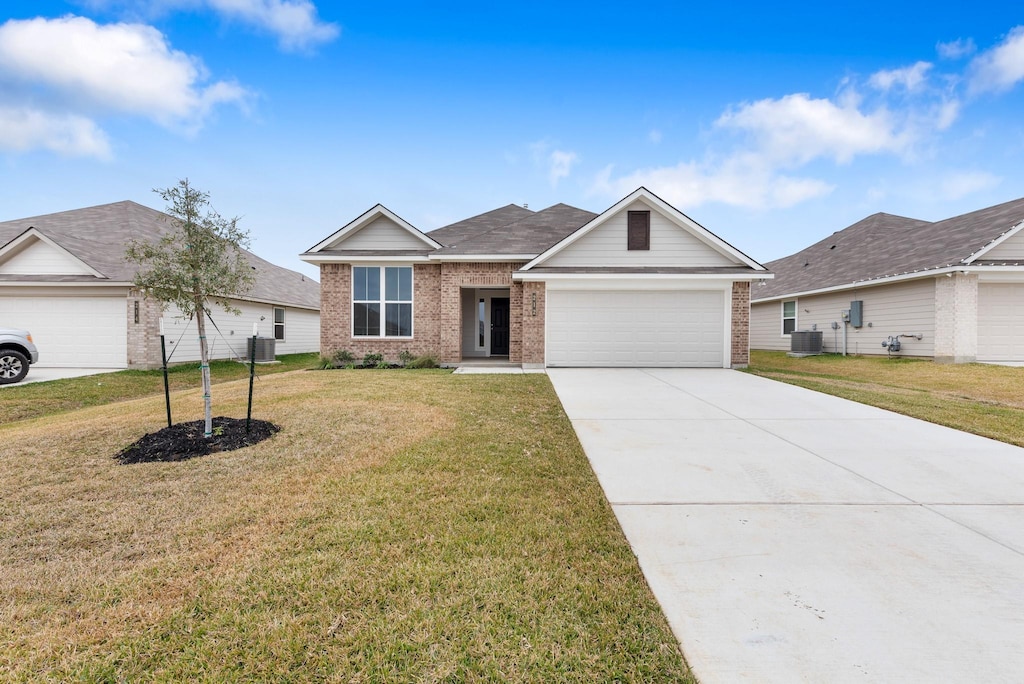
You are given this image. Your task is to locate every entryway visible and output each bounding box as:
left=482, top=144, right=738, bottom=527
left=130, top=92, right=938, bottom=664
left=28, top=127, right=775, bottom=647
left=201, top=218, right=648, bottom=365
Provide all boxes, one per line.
left=459, top=288, right=510, bottom=359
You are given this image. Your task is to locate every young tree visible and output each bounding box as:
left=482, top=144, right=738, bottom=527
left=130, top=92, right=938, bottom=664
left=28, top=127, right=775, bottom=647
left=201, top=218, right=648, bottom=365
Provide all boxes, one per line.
left=126, top=179, right=255, bottom=438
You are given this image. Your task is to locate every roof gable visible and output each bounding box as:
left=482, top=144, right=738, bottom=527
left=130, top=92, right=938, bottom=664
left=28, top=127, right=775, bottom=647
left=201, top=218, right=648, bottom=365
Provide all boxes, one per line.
left=0, top=228, right=105, bottom=277
left=306, top=204, right=440, bottom=253
left=523, top=187, right=765, bottom=271
left=754, top=196, right=1024, bottom=301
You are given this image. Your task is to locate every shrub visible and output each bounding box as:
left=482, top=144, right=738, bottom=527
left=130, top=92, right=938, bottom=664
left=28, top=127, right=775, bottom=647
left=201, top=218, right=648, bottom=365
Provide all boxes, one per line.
left=362, top=352, right=384, bottom=368
left=398, top=350, right=415, bottom=367
left=406, top=354, right=439, bottom=369
left=333, top=349, right=355, bottom=365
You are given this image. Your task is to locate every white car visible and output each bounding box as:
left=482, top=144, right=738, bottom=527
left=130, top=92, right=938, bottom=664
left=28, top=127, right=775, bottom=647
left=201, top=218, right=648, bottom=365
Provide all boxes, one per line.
left=0, top=327, right=39, bottom=384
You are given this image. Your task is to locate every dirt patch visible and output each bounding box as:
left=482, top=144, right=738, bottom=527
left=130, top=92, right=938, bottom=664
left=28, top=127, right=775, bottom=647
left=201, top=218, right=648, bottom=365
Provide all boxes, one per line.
left=116, top=417, right=279, bottom=464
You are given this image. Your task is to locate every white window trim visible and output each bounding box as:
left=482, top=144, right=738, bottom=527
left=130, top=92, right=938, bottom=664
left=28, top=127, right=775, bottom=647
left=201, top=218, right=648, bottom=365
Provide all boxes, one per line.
left=273, top=307, right=285, bottom=342
left=351, top=264, right=415, bottom=339
left=781, top=299, right=797, bottom=336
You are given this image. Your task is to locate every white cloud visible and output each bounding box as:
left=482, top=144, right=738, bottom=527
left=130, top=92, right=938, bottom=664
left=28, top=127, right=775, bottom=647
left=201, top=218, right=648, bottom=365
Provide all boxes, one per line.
left=83, top=0, right=339, bottom=51
left=0, top=106, right=111, bottom=158
left=0, top=15, right=248, bottom=156
left=547, top=149, right=578, bottom=186
left=715, top=93, right=911, bottom=165
left=592, top=156, right=834, bottom=211
left=205, top=0, right=339, bottom=51
left=869, top=61, right=933, bottom=92
left=937, top=38, right=976, bottom=60
left=969, top=26, right=1024, bottom=93
left=940, top=170, right=1001, bottom=199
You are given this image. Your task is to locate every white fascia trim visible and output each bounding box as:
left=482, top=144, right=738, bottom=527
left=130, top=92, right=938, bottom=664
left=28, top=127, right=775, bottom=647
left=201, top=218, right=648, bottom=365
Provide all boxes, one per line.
left=428, top=254, right=536, bottom=262
left=300, top=254, right=431, bottom=264
left=747, top=265, right=1024, bottom=303
left=0, top=280, right=132, bottom=287
left=232, top=296, right=320, bottom=312
left=306, top=204, right=442, bottom=253
left=513, top=271, right=772, bottom=282
left=963, top=218, right=1024, bottom=264
left=0, top=227, right=108, bottom=278
left=521, top=187, right=767, bottom=272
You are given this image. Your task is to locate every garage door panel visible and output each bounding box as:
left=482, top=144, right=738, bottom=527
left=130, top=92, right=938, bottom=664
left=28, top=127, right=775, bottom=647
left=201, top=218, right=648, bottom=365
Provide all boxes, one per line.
left=3, top=295, right=127, bottom=368
left=978, top=284, right=1024, bottom=362
left=547, top=290, right=725, bottom=367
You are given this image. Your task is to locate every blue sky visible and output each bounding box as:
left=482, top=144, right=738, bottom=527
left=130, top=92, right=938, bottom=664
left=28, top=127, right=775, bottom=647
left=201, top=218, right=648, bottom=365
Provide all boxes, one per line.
left=2, top=2, right=1023, bottom=278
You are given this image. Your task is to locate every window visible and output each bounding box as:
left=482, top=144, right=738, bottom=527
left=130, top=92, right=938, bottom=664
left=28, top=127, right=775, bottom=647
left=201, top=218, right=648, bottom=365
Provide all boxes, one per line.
left=353, top=266, right=413, bottom=337
left=782, top=300, right=797, bottom=335
left=273, top=307, right=285, bottom=340
left=627, top=210, right=650, bottom=250
left=478, top=299, right=485, bottom=347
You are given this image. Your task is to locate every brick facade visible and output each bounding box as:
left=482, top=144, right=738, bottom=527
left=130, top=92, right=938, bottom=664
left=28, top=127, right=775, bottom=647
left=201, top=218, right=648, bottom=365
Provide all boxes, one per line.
left=127, top=290, right=164, bottom=369
left=320, top=262, right=443, bottom=362
left=521, top=281, right=546, bottom=366
left=439, top=262, right=526, bottom=363
left=934, top=272, right=978, bottom=363
left=730, top=281, right=750, bottom=368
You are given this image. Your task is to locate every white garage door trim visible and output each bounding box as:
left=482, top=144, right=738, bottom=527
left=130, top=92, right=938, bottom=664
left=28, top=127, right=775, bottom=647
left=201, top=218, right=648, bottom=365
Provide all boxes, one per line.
left=546, top=288, right=729, bottom=368
left=978, top=283, right=1024, bottom=362
left=3, top=294, right=128, bottom=368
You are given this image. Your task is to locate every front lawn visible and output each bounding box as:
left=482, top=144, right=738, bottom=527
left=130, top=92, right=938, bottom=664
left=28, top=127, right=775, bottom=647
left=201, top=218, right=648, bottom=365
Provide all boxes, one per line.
left=746, top=350, right=1024, bottom=447
left=0, top=370, right=693, bottom=681
left=1, top=352, right=320, bottom=424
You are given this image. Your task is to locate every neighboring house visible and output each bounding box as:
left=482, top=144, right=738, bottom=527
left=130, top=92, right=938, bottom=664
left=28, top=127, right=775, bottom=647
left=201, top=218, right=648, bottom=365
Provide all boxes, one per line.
left=301, top=187, right=768, bottom=369
left=0, top=201, right=320, bottom=369
left=750, top=197, right=1024, bottom=363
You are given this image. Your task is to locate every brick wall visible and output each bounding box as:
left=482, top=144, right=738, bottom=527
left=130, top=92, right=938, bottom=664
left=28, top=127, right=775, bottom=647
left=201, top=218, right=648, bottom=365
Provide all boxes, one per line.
left=730, top=281, right=750, bottom=368
left=320, top=262, right=443, bottom=363
left=439, top=262, right=526, bottom=363
left=521, top=281, right=545, bottom=365
left=127, top=291, right=164, bottom=369
left=934, top=272, right=978, bottom=363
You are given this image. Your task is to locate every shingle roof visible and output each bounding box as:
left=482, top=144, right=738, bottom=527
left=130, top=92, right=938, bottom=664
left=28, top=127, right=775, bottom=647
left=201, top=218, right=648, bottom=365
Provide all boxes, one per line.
left=0, top=201, right=320, bottom=309
left=755, top=197, right=1024, bottom=300
left=430, top=203, right=598, bottom=255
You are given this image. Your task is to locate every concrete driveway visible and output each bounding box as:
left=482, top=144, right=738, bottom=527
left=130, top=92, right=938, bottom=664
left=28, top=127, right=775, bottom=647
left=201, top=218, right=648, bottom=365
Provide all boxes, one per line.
left=0, top=367, right=120, bottom=387
left=548, top=368, right=1024, bottom=683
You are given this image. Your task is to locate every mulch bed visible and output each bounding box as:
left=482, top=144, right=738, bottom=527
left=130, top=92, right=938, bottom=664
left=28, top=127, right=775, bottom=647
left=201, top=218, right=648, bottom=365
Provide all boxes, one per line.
left=116, top=417, right=279, bottom=464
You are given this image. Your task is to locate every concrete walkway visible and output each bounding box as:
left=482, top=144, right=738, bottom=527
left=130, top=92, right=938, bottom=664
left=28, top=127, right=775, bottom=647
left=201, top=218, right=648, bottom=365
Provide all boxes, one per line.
left=548, top=368, right=1024, bottom=683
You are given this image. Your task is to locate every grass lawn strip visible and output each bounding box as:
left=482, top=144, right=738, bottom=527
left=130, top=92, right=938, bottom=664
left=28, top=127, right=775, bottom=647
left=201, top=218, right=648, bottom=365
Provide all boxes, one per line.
left=0, top=370, right=693, bottom=682
left=747, top=351, right=1024, bottom=448
left=0, top=352, right=320, bottom=425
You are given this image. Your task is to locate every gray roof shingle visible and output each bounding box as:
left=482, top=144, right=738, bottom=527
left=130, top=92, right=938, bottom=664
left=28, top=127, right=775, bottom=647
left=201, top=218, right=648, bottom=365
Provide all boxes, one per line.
left=430, top=203, right=598, bottom=255
left=0, top=201, right=320, bottom=309
left=755, top=197, right=1024, bottom=300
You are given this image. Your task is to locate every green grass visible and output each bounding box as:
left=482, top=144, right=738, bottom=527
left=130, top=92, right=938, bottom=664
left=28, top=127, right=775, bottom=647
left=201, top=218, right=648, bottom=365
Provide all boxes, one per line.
left=0, top=370, right=693, bottom=682
left=746, top=350, right=1024, bottom=447
left=1, top=352, right=320, bottom=424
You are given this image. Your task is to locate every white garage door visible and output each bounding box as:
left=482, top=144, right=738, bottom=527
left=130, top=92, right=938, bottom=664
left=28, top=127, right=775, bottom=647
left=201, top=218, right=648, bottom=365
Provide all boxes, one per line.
left=2, top=295, right=128, bottom=368
left=978, top=283, right=1024, bottom=362
left=547, top=290, right=725, bottom=367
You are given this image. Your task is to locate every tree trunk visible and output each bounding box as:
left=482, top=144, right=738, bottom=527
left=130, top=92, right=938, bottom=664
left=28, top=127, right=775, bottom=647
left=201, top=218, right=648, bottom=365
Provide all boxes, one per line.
left=196, top=303, right=213, bottom=438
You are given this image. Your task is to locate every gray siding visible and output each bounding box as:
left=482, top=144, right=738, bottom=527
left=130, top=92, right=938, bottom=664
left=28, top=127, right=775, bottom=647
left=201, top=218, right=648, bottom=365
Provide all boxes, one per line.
left=751, top=278, right=936, bottom=357
left=335, top=216, right=428, bottom=250
left=544, top=199, right=738, bottom=267
left=983, top=230, right=1024, bottom=260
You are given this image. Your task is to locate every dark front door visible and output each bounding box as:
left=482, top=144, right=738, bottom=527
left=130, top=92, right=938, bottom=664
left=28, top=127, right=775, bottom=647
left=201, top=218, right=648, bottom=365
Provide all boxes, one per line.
left=490, top=297, right=510, bottom=356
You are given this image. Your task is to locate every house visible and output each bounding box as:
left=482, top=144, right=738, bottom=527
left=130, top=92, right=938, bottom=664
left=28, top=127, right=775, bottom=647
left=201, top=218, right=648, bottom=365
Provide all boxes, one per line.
left=0, top=201, right=320, bottom=369
left=750, top=197, right=1024, bottom=363
left=300, top=187, right=768, bottom=369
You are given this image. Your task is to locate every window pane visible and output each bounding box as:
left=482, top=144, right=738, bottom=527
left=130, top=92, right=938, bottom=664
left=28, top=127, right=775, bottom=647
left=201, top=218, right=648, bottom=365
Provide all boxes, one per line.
left=274, top=308, right=284, bottom=324
left=478, top=300, right=485, bottom=347
left=782, top=301, right=796, bottom=317
left=353, top=303, right=380, bottom=336
left=385, top=267, right=412, bottom=301
left=354, top=267, right=379, bottom=301
left=274, top=323, right=285, bottom=340
left=783, top=318, right=796, bottom=335
left=385, top=303, right=412, bottom=337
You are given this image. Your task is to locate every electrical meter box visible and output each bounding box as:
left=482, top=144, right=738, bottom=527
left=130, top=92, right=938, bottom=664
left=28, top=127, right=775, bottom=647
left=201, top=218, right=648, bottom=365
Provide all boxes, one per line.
left=850, top=300, right=864, bottom=328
